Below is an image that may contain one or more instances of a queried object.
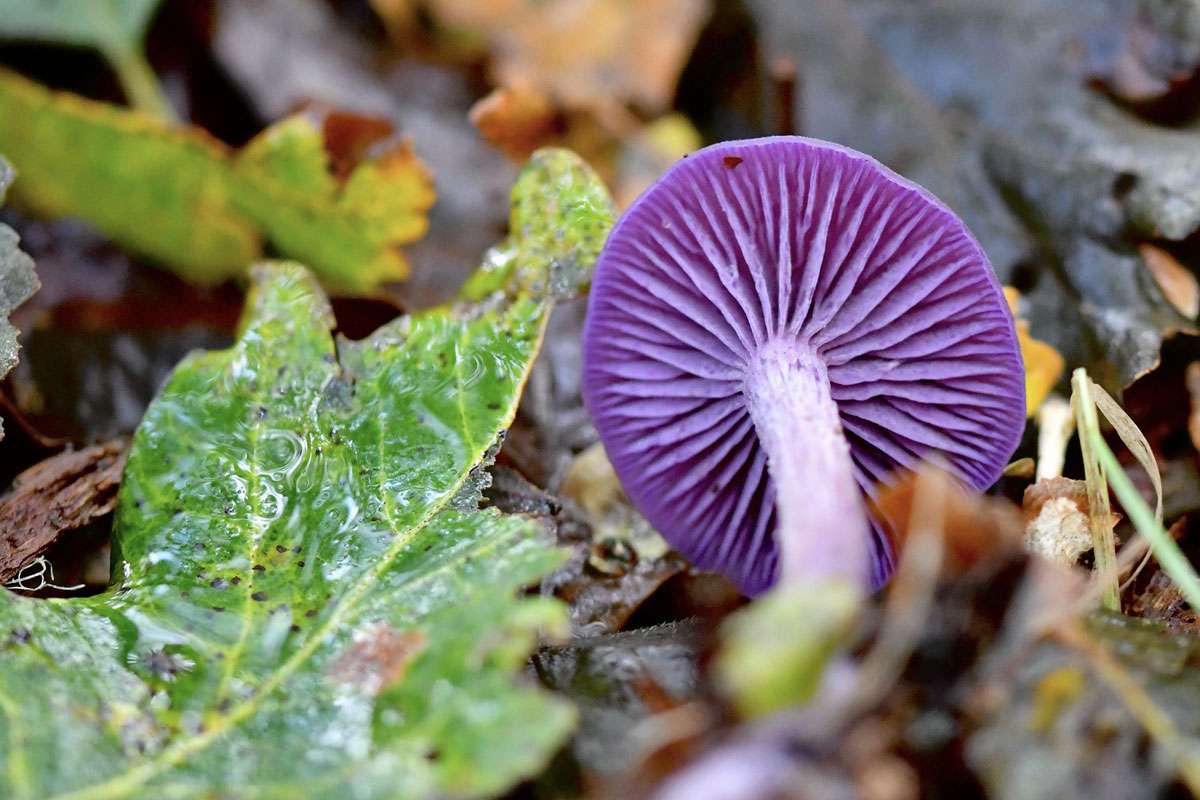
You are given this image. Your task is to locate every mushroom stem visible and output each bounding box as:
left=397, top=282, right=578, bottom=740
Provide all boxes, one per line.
left=744, top=341, right=871, bottom=585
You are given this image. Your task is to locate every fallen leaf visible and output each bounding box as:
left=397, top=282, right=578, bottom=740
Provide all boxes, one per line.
left=0, top=148, right=614, bottom=798
left=211, top=0, right=517, bottom=305
left=470, top=80, right=561, bottom=162
left=0, top=68, right=435, bottom=293
left=1139, top=243, right=1199, bottom=319
left=1022, top=476, right=1119, bottom=567
left=430, top=0, right=711, bottom=114
left=452, top=1, right=708, bottom=214
left=0, top=156, right=38, bottom=443
left=871, top=465, right=1026, bottom=576
left=0, top=440, right=125, bottom=583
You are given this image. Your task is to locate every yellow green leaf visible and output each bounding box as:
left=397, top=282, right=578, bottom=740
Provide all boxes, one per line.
left=0, top=68, right=434, bottom=293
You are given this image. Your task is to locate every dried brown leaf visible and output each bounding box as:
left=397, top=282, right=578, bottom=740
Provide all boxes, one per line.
left=1022, top=477, right=1121, bottom=567
left=1139, top=243, right=1199, bottom=319
left=470, top=81, right=561, bottom=163
left=432, top=0, right=710, bottom=113
left=871, top=465, right=1025, bottom=577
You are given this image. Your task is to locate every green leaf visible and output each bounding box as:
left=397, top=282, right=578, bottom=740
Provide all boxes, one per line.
left=0, top=148, right=614, bottom=799
left=0, top=0, right=170, bottom=117
left=0, top=68, right=435, bottom=293
left=459, top=145, right=614, bottom=302
left=0, top=156, right=39, bottom=442
left=714, top=580, right=860, bottom=719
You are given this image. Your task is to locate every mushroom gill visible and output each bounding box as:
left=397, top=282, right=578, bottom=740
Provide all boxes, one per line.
left=582, top=137, right=1026, bottom=594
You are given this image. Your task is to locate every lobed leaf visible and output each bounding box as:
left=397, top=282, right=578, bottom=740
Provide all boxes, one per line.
left=0, top=69, right=434, bottom=292
left=0, top=149, right=613, bottom=799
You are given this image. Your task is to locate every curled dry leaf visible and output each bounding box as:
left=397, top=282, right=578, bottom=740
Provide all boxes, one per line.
left=456, top=0, right=707, bottom=207
left=0, top=69, right=435, bottom=292
left=1022, top=476, right=1121, bottom=567
left=0, top=440, right=126, bottom=583
left=470, top=86, right=702, bottom=209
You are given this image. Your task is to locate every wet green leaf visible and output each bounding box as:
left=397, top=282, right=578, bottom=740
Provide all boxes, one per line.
left=458, top=147, right=614, bottom=301
left=0, top=156, right=39, bottom=443
left=0, top=68, right=435, bottom=293
left=0, top=0, right=170, bottom=117
left=0, top=149, right=613, bottom=799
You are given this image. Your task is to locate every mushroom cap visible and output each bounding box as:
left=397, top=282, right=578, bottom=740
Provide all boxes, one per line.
left=581, top=137, right=1026, bottom=595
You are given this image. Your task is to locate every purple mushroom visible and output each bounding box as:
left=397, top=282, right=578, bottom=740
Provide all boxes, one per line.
left=581, top=137, right=1025, bottom=595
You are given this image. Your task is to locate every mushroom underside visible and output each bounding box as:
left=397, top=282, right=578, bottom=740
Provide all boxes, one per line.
left=582, top=136, right=1026, bottom=595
